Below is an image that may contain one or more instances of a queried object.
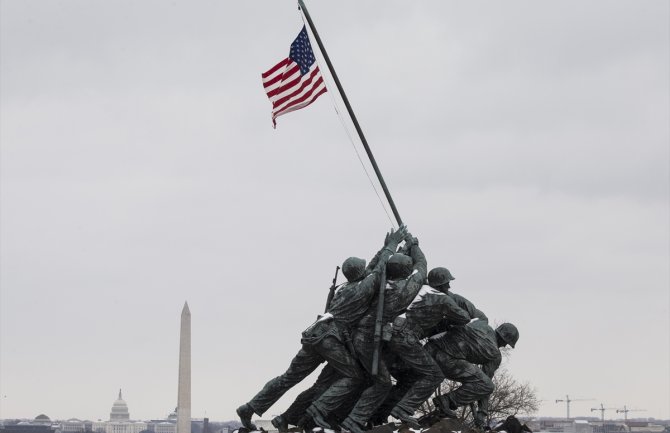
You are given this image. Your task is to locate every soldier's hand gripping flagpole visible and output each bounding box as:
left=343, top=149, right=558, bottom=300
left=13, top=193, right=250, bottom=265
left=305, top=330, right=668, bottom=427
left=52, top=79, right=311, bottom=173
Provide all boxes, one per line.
left=298, top=0, right=403, bottom=376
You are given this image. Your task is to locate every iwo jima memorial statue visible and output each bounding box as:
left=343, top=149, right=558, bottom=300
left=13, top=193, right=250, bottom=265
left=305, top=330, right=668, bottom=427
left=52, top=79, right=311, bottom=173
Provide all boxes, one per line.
left=236, top=2, right=521, bottom=433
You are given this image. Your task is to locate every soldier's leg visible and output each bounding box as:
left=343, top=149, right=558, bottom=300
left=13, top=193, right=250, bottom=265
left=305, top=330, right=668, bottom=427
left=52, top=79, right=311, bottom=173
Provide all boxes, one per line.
left=243, top=345, right=324, bottom=416
left=340, top=331, right=393, bottom=433
left=375, top=376, right=418, bottom=424
left=306, top=336, right=366, bottom=428
left=330, top=378, right=368, bottom=425
left=371, top=352, right=413, bottom=424
left=444, top=360, right=493, bottom=407
left=387, top=330, right=444, bottom=422
left=280, top=365, right=339, bottom=426
left=428, top=345, right=494, bottom=411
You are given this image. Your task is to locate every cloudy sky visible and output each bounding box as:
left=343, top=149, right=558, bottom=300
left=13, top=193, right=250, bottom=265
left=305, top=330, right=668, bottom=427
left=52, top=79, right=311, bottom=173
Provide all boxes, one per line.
left=1, top=0, right=668, bottom=424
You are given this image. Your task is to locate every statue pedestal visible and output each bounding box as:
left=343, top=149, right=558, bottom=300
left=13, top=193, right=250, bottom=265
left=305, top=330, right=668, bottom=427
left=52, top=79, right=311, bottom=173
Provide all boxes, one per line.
left=234, top=417, right=478, bottom=433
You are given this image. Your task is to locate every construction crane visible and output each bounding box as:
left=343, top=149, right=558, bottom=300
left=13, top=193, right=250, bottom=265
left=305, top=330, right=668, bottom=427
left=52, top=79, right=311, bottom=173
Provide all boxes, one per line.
left=556, top=395, right=595, bottom=419
left=591, top=403, right=617, bottom=422
left=616, top=406, right=647, bottom=422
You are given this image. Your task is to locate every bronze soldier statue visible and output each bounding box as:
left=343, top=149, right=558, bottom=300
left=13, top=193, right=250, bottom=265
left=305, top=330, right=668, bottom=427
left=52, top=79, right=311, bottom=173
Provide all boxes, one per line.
left=372, top=267, right=487, bottom=426
left=338, top=234, right=429, bottom=433
left=427, top=320, right=519, bottom=428
left=368, top=265, right=475, bottom=429
left=236, top=228, right=407, bottom=430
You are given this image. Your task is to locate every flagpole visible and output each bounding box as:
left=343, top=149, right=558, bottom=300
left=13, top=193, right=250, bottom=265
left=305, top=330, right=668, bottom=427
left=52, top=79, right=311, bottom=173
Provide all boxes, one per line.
left=298, top=0, right=403, bottom=227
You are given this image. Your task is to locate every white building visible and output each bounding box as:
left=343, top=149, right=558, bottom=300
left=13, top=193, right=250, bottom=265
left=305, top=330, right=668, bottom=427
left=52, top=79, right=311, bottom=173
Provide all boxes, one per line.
left=628, top=422, right=665, bottom=433
left=575, top=419, right=594, bottom=433
left=153, top=422, right=176, bottom=433
left=105, top=423, right=146, bottom=433
left=60, top=419, right=85, bottom=433
left=110, top=390, right=130, bottom=422
left=91, top=390, right=147, bottom=433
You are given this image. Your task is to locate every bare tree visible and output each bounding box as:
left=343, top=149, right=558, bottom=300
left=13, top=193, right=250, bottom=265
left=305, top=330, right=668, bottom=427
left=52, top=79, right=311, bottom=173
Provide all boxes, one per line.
left=485, top=368, right=539, bottom=424
left=418, top=366, right=540, bottom=427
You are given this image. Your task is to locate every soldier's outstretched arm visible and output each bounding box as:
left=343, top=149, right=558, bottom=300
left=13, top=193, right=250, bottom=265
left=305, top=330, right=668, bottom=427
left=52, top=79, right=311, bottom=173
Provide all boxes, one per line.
left=441, top=295, right=472, bottom=326
left=352, top=228, right=407, bottom=306
left=396, top=239, right=428, bottom=308
left=364, top=226, right=407, bottom=275
left=417, top=296, right=471, bottom=339
left=408, top=236, right=427, bottom=276
left=449, top=292, right=489, bottom=323
left=472, top=307, right=488, bottom=323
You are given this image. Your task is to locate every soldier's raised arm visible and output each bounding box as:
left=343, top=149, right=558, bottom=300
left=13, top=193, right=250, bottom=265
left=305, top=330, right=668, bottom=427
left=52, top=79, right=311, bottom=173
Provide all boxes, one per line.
left=407, top=236, right=427, bottom=277
left=395, top=235, right=428, bottom=307
left=364, top=226, right=407, bottom=276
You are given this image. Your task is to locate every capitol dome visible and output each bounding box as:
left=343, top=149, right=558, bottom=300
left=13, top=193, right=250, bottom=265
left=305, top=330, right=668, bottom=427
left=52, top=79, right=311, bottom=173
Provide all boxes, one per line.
left=110, top=389, right=130, bottom=421
left=34, top=415, right=51, bottom=424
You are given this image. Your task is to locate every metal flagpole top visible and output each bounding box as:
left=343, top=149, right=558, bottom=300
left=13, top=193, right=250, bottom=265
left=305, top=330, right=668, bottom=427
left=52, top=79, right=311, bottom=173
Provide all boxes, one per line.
left=297, top=0, right=404, bottom=227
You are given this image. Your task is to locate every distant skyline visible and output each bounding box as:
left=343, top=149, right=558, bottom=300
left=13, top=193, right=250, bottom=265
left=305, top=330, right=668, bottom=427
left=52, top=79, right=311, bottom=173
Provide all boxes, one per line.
left=1, top=392, right=665, bottom=423
left=1, top=0, right=668, bottom=423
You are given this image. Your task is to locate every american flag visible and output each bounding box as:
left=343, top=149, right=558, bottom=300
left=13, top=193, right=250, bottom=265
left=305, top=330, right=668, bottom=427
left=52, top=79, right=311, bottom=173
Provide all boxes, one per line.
left=262, top=26, right=327, bottom=127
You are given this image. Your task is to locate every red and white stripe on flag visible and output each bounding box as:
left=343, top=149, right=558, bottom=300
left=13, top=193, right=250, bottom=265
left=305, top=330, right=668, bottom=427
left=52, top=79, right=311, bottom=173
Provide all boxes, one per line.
left=261, top=26, right=327, bottom=127
left=262, top=58, right=327, bottom=128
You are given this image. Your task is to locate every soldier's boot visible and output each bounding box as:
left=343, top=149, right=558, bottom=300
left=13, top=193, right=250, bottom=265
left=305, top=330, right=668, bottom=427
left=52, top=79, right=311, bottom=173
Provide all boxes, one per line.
left=271, top=415, right=289, bottom=433
left=306, top=406, right=336, bottom=431
left=390, top=407, right=422, bottom=430
left=368, top=416, right=388, bottom=428
left=340, top=417, right=366, bottom=433
left=296, top=415, right=315, bottom=433
left=236, top=404, right=257, bottom=431
left=432, top=395, right=459, bottom=419
left=472, top=411, right=488, bottom=431
left=417, top=411, right=442, bottom=428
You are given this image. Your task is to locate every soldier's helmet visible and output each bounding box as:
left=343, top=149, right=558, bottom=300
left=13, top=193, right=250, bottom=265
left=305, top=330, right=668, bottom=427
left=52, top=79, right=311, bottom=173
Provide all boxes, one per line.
left=386, top=253, right=413, bottom=279
left=495, top=323, right=519, bottom=348
left=427, top=267, right=455, bottom=288
left=342, top=257, right=366, bottom=281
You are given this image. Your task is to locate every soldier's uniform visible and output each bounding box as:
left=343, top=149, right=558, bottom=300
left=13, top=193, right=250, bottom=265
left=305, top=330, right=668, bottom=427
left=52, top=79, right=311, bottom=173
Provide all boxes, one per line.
left=340, top=243, right=428, bottom=431
left=301, top=246, right=397, bottom=423
left=372, top=291, right=485, bottom=424
left=448, top=292, right=488, bottom=323
left=240, top=244, right=394, bottom=423
left=280, top=364, right=366, bottom=428
left=381, top=285, right=472, bottom=422
left=425, top=320, right=502, bottom=419
left=280, top=364, right=338, bottom=427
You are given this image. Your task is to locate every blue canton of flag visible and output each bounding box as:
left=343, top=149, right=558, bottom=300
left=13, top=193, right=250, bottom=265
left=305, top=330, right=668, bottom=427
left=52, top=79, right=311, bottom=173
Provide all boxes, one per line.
left=262, top=26, right=327, bottom=127
left=289, top=27, right=316, bottom=76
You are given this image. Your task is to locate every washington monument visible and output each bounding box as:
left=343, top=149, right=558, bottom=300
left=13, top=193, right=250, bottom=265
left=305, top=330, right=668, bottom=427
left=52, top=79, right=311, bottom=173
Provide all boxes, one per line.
left=177, top=302, right=191, bottom=433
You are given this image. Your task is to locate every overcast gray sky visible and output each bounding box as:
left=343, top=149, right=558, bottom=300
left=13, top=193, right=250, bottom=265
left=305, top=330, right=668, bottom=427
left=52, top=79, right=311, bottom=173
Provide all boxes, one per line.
left=1, top=0, right=668, bottom=424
